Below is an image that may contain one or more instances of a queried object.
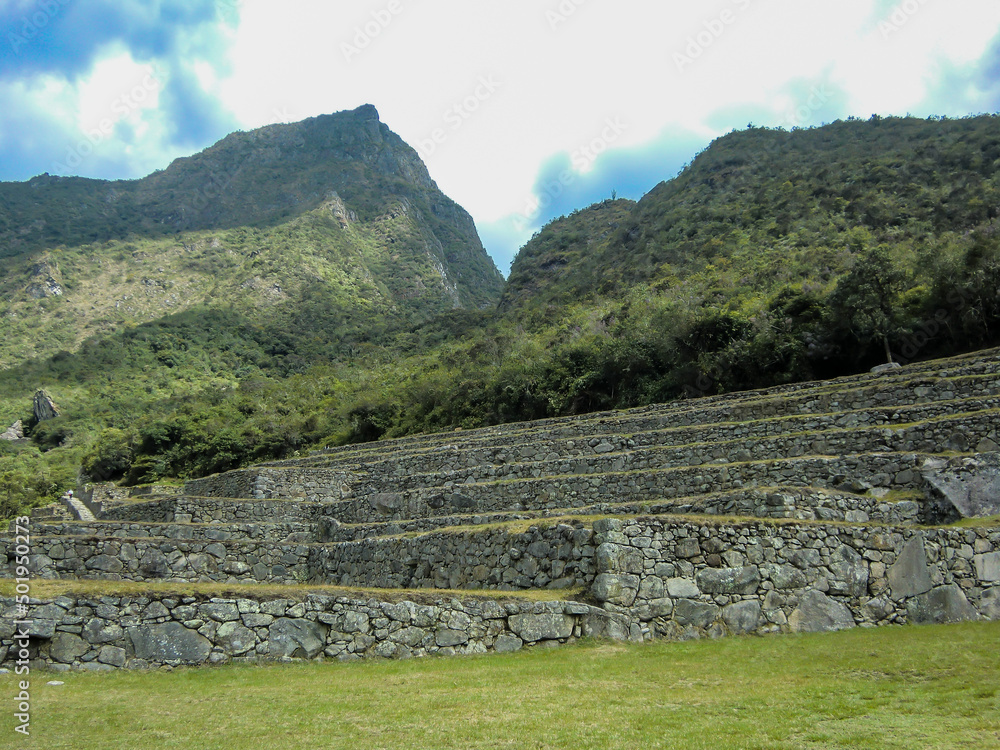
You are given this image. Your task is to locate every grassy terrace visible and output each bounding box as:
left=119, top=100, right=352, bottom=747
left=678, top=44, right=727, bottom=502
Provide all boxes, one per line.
left=2, top=621, right=997, bottom=749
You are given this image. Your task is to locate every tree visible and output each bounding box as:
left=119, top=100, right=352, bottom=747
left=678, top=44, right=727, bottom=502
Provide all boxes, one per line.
left=829, top=244, right=907, bottom=363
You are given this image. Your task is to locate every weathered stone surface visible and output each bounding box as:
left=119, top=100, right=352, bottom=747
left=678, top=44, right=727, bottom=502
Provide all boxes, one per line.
left=129, top=623, right=212, bottom=663
left=578, top=607, right=633, bottom=641
left=887, top=538, right=934, bottom=601
left=84, top=618, right=123, bottom=644
left=508, top=613, right=574, bottom=642
left=98, top=646, right=127, bottom=667
left=672, top=599, right=720, bottom=628
left=493, top=635, right=523, bottom=653
left=829, top=545, right=869, bottom=598
left=268, top=619, right=326, bottom=659
left=435, top=629, right=469, bottom=647
left=86, top=555, right=124, bottom=574
left=371, top=493, right=403, bottom=515
left=591, top=573, right=639, bottom=606
left=216, top=622, right=257, bottom=655
left=974, top=552, right=1000, bottom=582
left=922, top=453, right=1000, bottom=518
left=343, top=611, right=370, bottom=634
left=767, top=565, right=807, bottom=590
left=200, top=602, right=240, bottom=622
left=666, top=578, right=700, bottom=598
left=722, top=601, right=762, bottom=635
left=906, top=585, right=979, bottom=625
left=695, top=566, right=760, bottom=595
left=33, top=390, right=60, bottom=422
left=980, top=588, right=1000, bottom=620
left=788, top=591, right=855, bottom=633
left=49, top=633, right=89, bottom=663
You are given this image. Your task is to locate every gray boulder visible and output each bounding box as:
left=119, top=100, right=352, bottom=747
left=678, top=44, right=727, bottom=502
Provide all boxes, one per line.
left=722, top=601, right=762, bottom=634
left=49, top=633, right=89, bottom=663
left=129, top=623, right=212, bottom=664
left=268, top=619, right=326, bottom=659
left=922, top=453, right=1000, bottom=519
left=906, top=585, right=979, bottom=625
left=887, top=537, right=934, bottom=601
left=508, top=613, right=574, bottom=642
left=695, top=566, right=760, bottom=595
left=788, top=591, right=855, bottom=633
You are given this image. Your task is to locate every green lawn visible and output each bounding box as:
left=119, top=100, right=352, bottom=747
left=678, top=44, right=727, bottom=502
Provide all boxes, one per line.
left=3, top=622, right=998, bottom=750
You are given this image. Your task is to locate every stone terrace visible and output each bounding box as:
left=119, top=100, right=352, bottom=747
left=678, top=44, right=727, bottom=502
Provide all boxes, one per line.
left=2, top=348, right=999, bottom=669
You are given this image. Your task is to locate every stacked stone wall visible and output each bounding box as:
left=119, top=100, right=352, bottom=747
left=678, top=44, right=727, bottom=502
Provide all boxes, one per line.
left=0, top=594, right=634, bottom=671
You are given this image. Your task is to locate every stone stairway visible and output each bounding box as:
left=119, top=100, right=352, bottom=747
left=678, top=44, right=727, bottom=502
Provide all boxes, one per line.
left=3, top=348, right=999, bottom=669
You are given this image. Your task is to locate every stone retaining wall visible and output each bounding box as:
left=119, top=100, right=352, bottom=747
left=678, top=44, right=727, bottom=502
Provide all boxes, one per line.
left=184, top=468, right=355, bottom=503
left=101, top=497, right=323, bottom=525
left=323, top=453, right=932, bottom=524
left=265, top=356, right=1000, bottom=470
left=16, top=537, right=314, bottom=585
left=589, top=518, right=1000, bottom=640
left=0, top=594, right=635, bottom=671
left=30, top=521, right=316, bottom=545
left=347, top=398, right=1000, bottom=483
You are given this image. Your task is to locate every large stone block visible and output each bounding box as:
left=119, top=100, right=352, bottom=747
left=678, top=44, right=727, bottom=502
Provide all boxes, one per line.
left=268, top=619, right=327, bottom=659
left=887, top=537, right=934, bottom=601
left=767, top=564, right=807, bottom=590
left=923, top=453, right=1000, bottom=519
left=508, top=613, right=574, bottom=642
left=672, top=599, right=720, bottom=628
left=906, top=585, right=979, bottom=625
left=980, top=588, right=1000, bottom=620
left=216, top=622, right=257, bottom=655
left=129, top=623, right=212, bottom=664
left=788, top=591, right=855, bottom=633
left=722, top=601, right=762, bottom=635
left=695, top=566, right=760, bottom=595
left=49, top=633, right=89, bottom=663
left=974, top=552, right=1000, bottom=582
left=591, top=573, right=639, bottom=606
left=829, top=545, right=869, bottom=598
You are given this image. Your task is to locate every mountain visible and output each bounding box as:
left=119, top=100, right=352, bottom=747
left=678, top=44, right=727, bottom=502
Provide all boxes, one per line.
left=0, top=105, right=503, bottom=366
left=504, top=114, right=1000, bottom=311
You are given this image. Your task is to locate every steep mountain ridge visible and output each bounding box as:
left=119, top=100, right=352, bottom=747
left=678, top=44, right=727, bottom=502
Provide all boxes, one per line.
left=0, top=105, right=504, bottom=367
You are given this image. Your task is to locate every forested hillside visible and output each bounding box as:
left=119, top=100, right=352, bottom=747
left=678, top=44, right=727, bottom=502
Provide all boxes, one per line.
left=1, top=113, right=998, bottom=518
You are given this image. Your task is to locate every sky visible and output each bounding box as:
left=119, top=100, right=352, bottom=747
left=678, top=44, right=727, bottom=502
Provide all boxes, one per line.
left=1, top=1, right=1000, bottom=275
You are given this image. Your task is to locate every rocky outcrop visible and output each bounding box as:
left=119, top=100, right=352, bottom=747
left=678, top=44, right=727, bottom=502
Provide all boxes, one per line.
left=32, top=390, right=60, bottom=422
left=0, top=420, right=23, bottom=441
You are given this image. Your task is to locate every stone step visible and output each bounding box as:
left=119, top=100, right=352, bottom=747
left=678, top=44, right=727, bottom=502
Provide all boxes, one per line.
left=260, top=352, right=1000, bottom=470
left=349, top=408, right=998, bottom=496
left=99, top=496, right=326, bottom=525
left=322, top=452, right=934, bottom=525
left=321, top=395, right=997, bottom=484
left=24, top=520, right=317, bottom=545
left=320, top=486, right=924, bottom=543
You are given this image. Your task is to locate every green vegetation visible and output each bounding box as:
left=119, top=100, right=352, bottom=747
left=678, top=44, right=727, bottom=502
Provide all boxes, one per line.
left=5, top=622, right=998, bottom=749
left=2, top=114, right=1000, bottom=518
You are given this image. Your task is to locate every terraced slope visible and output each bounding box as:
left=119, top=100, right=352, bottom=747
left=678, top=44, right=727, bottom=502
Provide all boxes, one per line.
left=3, top=349, right=999, bottom=669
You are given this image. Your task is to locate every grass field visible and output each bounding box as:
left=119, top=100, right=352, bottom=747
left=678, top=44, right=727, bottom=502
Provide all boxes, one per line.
left=2, top=621, right=998, bottom=750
